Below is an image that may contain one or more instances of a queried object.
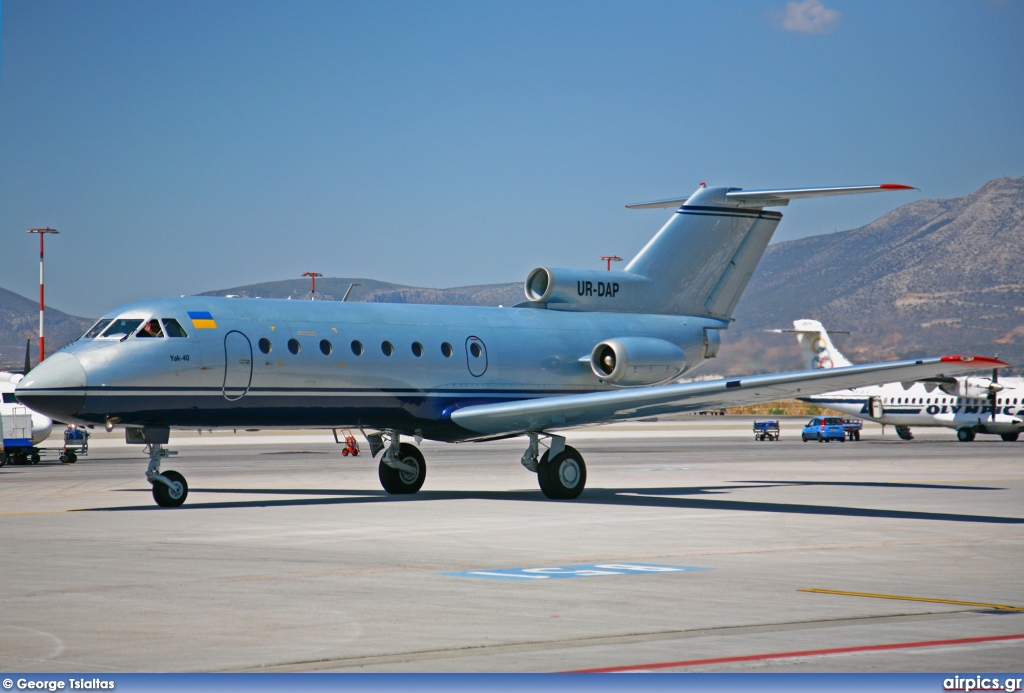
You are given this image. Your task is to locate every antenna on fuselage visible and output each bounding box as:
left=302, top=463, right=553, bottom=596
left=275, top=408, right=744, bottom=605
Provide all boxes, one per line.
left=342, top=283, right=362, bottom=302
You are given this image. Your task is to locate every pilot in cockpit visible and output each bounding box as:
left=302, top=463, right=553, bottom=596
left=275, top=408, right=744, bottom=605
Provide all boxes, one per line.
left=138, top=319, right=164, bottom=338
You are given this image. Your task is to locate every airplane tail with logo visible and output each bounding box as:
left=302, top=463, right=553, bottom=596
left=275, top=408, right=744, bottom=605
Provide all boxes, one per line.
left=786, top=319, right=853, bottom=370
left=523, top=183, right=913, bottom=318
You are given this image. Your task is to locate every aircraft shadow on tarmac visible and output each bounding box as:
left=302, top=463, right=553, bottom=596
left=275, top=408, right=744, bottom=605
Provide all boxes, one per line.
left=86, top=480, right=1024, bottom=524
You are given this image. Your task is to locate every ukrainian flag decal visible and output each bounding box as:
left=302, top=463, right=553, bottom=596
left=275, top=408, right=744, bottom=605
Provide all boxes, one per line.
left=188, top=311, right=218, bottom=329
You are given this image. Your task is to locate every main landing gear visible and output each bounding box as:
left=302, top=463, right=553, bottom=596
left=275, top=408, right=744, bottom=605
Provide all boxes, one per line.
left=368, top=431, right=588, bottom=500
left=377, top=431, right=426, bottom=495
left=145, top=443, right=188, bottom=507
left=520, top=433, right=587, bottom=500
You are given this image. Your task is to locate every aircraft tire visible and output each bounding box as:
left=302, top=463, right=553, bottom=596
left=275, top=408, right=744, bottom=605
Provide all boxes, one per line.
left=1000, top=432, right=1019, bottom=442
left=538, top=445, right=586, bottom=500
left=957, top=428, right=976, bottom=443
left=152, top=470, right=188, bottom=508
left=378, top=443, right=426, bottom=494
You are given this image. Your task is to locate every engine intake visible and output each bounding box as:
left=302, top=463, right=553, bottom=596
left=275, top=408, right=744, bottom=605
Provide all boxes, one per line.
left=525, top=267, right=646, bottom=312
left=590, top=337, right=687, bottom=386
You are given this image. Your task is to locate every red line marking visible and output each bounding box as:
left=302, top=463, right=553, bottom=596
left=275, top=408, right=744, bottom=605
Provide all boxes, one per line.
left=566, top=633, right=1024, bottom=673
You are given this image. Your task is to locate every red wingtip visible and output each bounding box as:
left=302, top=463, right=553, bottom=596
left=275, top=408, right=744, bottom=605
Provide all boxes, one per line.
left=940, top=355, right=1009, bottom=366
left=880, top=183, right=916, bottom=190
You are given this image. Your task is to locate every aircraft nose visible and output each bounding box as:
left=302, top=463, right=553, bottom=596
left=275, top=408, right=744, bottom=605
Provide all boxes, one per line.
left=15, top=352, right=87, bottom=420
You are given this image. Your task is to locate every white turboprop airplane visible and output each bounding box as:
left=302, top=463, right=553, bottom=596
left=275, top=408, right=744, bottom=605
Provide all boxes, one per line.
left=15, top=182, right=1004, bottom=506
left=775, top=319, right=1022, bottom=442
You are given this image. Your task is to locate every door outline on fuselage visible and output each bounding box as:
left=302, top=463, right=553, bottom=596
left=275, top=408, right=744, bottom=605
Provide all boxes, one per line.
left=223, top=330, right=253, bottom=401
left=465, top=336, right=488, bottom=377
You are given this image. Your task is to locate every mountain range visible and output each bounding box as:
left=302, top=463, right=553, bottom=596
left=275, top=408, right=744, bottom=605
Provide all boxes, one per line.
left=2, top=177, right=1021, bottom=376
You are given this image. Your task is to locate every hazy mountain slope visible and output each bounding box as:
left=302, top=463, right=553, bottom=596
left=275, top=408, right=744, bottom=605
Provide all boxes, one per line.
left=711, top=177, right=1024, bottom=376
left=0, top=287, right=94, bottom=370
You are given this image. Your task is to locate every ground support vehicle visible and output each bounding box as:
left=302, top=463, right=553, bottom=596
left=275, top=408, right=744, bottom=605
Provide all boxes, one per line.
left=801, top=416, right=847, bottom=442
left=60, top=426, right=90, bottom=463
left=1, top=406, right=40, bottom=465
left=752, top=420, right=780, bottom=441
left=333, top=429, right=361, bottom=456
left=843, top=418, right=863, bottom=441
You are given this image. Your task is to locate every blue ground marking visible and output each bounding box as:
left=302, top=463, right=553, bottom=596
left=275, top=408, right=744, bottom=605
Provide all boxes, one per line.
left=446, top=563, right=711, bottom=580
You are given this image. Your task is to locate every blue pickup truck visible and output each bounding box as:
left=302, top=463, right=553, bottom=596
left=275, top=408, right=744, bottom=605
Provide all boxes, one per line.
left=801, top=416, right=847, bottom=442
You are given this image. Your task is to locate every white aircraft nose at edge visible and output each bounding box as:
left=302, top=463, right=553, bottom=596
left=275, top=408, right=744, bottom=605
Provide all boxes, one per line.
left=15, top=180, right=1004, bottom=506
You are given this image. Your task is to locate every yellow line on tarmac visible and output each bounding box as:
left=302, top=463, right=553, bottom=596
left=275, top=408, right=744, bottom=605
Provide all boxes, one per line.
left=800, top=588, right=1024, bottom=612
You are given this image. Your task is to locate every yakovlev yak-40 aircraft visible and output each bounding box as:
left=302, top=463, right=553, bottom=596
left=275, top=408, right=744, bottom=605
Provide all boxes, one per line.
left=16, top=182, right=1004, bottom=507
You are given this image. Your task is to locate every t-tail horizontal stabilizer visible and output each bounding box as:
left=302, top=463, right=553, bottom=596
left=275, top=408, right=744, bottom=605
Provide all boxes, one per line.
left=625, top=184, right=916, bottom=209
left=619, top=182, right=914, bottom=318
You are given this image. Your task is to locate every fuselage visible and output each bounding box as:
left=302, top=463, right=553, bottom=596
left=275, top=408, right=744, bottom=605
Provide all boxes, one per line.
left=0, top=373, right=54, bottom=445
left=807, top=380, right=1024, bottom=435
left=16, top=296, right=723, bottom=442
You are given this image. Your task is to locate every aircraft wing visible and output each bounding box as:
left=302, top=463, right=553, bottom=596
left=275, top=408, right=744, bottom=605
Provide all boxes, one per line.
left=449, top=355, right=1004, bottom=437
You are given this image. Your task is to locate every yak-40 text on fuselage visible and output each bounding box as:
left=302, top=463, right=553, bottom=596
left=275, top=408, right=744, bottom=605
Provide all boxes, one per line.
left=15, top=182, right=1003, bottom=506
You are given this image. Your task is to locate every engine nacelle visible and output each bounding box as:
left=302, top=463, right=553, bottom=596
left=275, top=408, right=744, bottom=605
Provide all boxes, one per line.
left=939, top=376, right=1001, bottom=399
left=590, top=337, right=687, bottom=386
left=525, top=267, right=646, bottom=312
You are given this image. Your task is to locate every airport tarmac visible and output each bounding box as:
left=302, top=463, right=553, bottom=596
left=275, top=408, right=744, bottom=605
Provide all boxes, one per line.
left=1, top=417, right=1021, bottom=673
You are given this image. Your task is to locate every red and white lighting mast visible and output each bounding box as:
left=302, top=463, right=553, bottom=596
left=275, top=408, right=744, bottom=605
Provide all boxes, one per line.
left=302, top=272, right=323, bottom=299
left=599, top=255, right=622, bottom=271
left=27, top=227, right=59, bottom=364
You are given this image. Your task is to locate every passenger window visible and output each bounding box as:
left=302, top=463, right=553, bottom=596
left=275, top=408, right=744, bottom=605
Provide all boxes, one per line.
left=441, top=342, right=453, bottom=358
left=288, top=339, right=301, bottom=355
left=411, top=342, right=423, bottom=357
left=83, top=319, right=113, bottom=339
left=351, top=340, right=363, bottom=356
left=258, top=338, right=272, bottom=354
left=101, top=318, right=143, bottom=339
left=320, top=339, right=333, bottom=355
left=382, top=341, right=394, bottom=356
left=162, top=319, right=188, bottom=338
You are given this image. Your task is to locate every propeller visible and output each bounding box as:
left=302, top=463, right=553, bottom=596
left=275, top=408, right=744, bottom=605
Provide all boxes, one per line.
left=989, top=367, right=1000, bottom=421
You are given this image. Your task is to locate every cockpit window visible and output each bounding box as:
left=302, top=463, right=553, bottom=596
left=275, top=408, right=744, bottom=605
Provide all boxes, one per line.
left=136, top=319, right=165, bottom=338
left=83, top=319, right=114, bottom=339
left=100, top=318, right=144, bottom=339
left=162, top=319, right=188, bottom=338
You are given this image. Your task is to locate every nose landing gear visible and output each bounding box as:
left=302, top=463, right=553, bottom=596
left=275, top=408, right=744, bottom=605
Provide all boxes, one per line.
left=145, top=443, right=187, bottom=507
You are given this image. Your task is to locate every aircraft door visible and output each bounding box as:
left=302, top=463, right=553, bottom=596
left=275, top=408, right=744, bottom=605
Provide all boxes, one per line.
left=223, top=331, right=253, bottom=401
left=869, top=396, right=883, bottom=419
left=465, top=336, right=488, bottom=377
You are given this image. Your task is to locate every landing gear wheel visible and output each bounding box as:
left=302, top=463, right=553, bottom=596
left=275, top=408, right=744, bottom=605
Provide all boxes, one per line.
left=152, top=470, right=188, bottom=507
left=538, top=445, right=587, bottom=500
left=957, top=428, right=976, bottom=442
left=1000, top=432, right=1019, bottom=442
left=378, top=443, right=426, bottom=494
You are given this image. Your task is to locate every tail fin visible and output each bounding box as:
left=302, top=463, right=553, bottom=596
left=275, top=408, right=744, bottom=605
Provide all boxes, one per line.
left=622, top=183, right=913, bottom=317
left=788, top=319, right=853, bottom=370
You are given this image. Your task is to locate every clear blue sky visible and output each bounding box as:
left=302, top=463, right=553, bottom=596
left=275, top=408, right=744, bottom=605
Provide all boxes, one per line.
left=2, top=0, right=1021, bottom=317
